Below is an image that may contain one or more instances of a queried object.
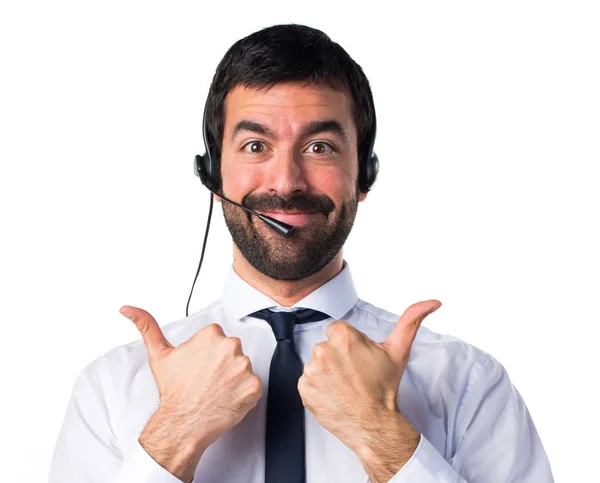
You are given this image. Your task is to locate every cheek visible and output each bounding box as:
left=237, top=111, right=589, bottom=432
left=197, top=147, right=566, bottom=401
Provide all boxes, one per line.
left=221, top=163, right=261, bottom=197
left=312, top=167, right=356, bottom=201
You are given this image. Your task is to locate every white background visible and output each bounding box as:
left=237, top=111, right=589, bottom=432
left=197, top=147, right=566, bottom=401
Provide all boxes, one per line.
left=0, top=1, right=598, bottom=481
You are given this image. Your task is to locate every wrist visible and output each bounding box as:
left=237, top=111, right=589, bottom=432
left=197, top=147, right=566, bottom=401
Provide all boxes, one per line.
left=155, top=404, right=218, bottom=451
left=139, top=407, right=208, bottom=482
left=356, top=410, right=420, bottom=471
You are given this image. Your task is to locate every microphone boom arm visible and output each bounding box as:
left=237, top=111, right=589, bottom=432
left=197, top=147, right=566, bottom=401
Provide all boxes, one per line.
left=208, top=188, right=295, bottom=238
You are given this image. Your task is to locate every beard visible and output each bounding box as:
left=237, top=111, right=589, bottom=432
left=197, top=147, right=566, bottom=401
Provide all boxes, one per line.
left=221, top=189, right=359, bottom=280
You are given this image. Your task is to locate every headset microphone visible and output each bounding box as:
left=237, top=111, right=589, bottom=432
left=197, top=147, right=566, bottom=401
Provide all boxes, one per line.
left=197, top=169, right=295, bottom=238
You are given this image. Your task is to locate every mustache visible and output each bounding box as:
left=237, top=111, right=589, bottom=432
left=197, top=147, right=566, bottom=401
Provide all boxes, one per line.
left=242, top=193, right=335, bottom=214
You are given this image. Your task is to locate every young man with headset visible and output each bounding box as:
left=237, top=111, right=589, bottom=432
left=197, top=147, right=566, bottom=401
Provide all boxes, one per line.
left=49, top=24, right=555, bottom=483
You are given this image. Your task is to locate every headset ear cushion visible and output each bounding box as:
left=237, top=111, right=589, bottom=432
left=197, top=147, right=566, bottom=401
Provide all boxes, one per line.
left=361, top=152, right=379, bottom=192
left=369, top=152, right=379, bottom=187
left=196, top=153, right=214, bottom=190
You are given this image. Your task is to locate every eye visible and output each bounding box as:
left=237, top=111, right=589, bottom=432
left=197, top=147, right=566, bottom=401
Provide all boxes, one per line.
left=306, top=142, right=335, bottom=155
left=242, top=141, right=267, bottom=154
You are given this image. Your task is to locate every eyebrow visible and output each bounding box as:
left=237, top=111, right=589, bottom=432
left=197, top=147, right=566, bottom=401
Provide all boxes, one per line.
left=230, top=119, right=350, bottom=145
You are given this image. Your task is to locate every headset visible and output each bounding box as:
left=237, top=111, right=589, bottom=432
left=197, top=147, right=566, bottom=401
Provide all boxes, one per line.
left=185, top=88, right=379, bottom=316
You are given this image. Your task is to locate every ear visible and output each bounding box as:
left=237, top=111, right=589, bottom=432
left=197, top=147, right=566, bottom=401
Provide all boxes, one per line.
left=215, top=194, right=222, bottom=203
left=358, top=191, right=368, bottom=202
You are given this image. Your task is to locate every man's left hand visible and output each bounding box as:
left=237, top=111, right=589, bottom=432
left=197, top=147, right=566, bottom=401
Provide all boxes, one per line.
left=298, top=299, right=441, bottom=461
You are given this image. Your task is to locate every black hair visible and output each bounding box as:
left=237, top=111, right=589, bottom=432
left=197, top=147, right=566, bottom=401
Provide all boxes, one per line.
left=204, top=23, right=376, bottom=188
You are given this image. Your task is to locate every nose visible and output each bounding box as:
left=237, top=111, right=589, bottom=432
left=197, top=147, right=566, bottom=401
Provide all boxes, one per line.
left=263, top=148, right=309, bottom=197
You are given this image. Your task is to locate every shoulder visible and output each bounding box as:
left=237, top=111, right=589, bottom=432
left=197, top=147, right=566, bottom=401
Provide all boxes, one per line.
left=353, top=298, right=502, bottom=376
left=87, top=300, right=227, bottom=387
left=353, top=299, right=510, bottom=419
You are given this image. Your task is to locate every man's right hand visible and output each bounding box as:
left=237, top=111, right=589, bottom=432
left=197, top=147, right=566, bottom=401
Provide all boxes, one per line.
left=119, top=305, right=263, bottom=482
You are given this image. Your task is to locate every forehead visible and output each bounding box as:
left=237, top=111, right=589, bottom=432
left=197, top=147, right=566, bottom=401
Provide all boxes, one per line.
left=223, top=82, right=355, bottom=137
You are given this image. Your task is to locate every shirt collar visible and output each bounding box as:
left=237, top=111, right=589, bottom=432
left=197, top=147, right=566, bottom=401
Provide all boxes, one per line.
left=220, top=260, right=358, bottom=320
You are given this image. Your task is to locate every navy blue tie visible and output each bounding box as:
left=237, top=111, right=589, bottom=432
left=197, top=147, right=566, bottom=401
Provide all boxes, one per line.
left=249, top=308, right=330, bottom=483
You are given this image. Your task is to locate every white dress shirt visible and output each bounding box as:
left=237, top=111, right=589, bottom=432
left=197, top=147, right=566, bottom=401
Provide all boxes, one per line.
left=49, top=261, right=555, bottom=482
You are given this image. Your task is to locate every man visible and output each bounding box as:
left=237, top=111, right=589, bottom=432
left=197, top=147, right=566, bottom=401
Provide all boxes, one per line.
left=49, top=24, right=555, bottom=483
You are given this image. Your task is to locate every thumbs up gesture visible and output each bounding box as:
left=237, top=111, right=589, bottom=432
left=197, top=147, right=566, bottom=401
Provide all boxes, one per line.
left=119, top=306, right=263, bottom=481
left=298, top=300, right=441, bottom=466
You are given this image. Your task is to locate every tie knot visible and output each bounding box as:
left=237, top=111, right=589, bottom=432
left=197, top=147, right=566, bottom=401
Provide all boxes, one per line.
left=248, top=308, right=330, bottom=341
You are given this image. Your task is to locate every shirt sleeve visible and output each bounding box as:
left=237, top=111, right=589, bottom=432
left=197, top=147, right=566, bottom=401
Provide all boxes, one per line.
left=48, top=358, right=190, bottom=483
left=382, top=352, right=555, bottom=483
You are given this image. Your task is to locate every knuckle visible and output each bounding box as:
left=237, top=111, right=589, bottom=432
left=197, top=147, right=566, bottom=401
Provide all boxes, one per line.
left=244, top=375, right=262, bottom=400
left=239, top=354, right=252, bottom=371
left=312, top=342, right=327, bottom=360
left=250, top=375, right=262, bottom=393
left=205, top=323, right=224, bottom=338
left=138, top=324, right=149, bottom=339
left=301, top=362, right=314, bottom=377
left=328, top=322, right=347, bottom=338
left=297, top=375, right=309, bottom=393
left=329, top=323, right=357, bottom=346
left=225, top=336, right=242, bottom=352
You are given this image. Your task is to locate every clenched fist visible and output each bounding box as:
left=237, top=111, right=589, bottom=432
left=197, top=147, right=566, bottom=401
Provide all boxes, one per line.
left=119, top=305, right=262, bottom=482
left=298, top=299, right=441, bottom=475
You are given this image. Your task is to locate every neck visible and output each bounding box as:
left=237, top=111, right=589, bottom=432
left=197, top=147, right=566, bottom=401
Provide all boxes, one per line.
left=231, top=244, right=344, bottom=307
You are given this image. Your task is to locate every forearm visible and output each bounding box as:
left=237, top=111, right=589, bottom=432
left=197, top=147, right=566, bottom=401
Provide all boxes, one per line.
left=139, top=406, right=209, bottom=483
left=355, top=411, right=421, bottom=483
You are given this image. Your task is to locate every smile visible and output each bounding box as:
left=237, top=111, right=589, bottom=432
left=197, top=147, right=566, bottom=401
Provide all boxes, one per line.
left=255, top=211, right=323, bottom=226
